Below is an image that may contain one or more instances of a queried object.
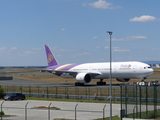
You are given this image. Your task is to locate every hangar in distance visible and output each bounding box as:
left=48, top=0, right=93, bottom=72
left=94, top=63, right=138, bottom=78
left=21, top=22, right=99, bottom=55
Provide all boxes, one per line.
left=41, top=45, right=153, bottom=86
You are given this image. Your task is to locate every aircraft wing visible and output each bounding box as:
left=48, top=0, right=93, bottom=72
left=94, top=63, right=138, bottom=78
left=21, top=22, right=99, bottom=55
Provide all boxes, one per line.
left=40, top=69, right=102, bottom=77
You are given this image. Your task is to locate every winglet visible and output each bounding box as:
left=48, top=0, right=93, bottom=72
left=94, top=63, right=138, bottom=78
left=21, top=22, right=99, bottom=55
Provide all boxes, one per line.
left=45, top=45, right=59, bottom=66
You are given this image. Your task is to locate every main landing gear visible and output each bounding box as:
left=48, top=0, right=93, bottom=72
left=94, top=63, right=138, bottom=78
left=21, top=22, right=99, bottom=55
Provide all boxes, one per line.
left=141, top=77, right=147, bottom=82
left=75, top=79, right=107, bottom=86
left=97, top=79, right=106, bottom=85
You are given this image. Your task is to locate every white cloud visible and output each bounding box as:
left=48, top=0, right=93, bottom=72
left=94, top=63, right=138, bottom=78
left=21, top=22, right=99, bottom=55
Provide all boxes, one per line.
left=96, top=46, right=100, bottom=48
left=74, top=52, right=90, bottom=56
left=93, top=36, right=98, bottom=39
left=104, top=46, right=109, bottom=49
left=130, top=15, right=159, bottom=22
left=32, top=48, right=41, bottom=50
left=105, top=46, right=130, bottom=52
left=85, top=0, right=120, bottom=9
left=113, top=47, right=130, bottom=52
left=0, top=47, right=6, bottom=51
left=24, top=51, right=35, bottom=54
left=11, top=47, right=18, bottom=50
left=128, top=36, right=147, bottom=39
left=60, top=49, right=72, bottom=52
left=152, top=48, right=160, bottom=50
left=106, top=36, right=147, bottom=41
left=61, top=28, right=66, bottom=31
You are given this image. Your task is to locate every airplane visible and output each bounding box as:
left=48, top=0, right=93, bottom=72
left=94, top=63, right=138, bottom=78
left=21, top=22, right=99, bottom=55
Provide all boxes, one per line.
left=41, top=45, right=154, bottom=86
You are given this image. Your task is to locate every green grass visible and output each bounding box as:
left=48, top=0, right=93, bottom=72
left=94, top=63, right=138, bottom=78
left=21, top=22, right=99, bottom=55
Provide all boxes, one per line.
left=0, top=111, right=16, bottom=117
left=54, top=118, right=73, bottom=120
left=127, top=109, right=160, bottom=119
left=94, top=116, right=121, bottom=120
left=53, top=116, right=121, bottom=120
left=2, top=115, right=16, bottom=117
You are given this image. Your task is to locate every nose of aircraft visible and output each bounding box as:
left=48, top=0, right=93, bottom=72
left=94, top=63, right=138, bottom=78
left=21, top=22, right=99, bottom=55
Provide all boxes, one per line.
left=149, top=68, right=154, bottom=75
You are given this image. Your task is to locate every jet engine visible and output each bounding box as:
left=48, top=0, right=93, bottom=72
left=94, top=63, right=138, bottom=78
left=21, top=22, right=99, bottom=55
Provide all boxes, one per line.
left=116, top=78, right=130, bottom=82
left=76, top=73, right=92, bottom=83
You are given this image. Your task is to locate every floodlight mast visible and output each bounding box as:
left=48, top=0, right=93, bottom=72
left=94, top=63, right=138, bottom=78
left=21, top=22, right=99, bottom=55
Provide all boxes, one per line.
left=107, top=31, right=113, bottom=120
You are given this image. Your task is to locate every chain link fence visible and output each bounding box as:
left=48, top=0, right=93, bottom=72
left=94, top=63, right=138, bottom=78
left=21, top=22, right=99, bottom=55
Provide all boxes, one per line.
left=2, top=85, right=121, bottom=101
left=120, top=84, right=160, bottom=119
left=2, top=84, right=160, bottom=119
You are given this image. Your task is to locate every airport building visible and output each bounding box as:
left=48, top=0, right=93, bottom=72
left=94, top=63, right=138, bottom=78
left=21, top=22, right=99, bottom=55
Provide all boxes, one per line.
left=0, top=71, right=12, bottom=80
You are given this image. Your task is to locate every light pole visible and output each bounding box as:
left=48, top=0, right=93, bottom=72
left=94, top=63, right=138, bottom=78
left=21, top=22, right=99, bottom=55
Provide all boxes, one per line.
left=107, top=31, right=113, bottom=120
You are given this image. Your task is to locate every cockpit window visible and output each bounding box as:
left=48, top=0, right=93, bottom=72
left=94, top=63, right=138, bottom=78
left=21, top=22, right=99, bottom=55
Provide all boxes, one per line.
left=144, top=66, right=151, bottom=69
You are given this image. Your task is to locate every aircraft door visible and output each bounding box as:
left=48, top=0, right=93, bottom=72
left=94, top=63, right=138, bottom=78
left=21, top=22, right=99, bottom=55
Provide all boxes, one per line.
left=113, top=66, right=117, bottom=76
left=133, top=65, right=136, bottom=72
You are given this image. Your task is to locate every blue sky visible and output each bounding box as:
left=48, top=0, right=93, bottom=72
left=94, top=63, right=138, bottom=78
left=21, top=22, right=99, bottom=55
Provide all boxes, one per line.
left=0, top=0, right=160, bottom=66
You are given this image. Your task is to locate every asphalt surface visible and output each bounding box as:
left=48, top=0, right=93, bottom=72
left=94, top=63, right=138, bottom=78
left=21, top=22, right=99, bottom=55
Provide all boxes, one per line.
left=1, top=100, right=158, bottom=120
left=0, top=78, right=75, bottom=87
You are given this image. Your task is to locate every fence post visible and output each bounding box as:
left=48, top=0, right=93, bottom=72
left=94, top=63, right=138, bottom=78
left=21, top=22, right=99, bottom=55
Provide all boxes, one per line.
left=103, top=105, right=106, bottom=120
left=76, top=87, right=79, bottom=100
left=113, top=88, right=115, bottom=102
left=37, top=86, right=39, bottom=98
left=65, top=87, right=68, bottom=99
left=46, top=86, right=48, bottom=98
left=48, top=102, right=52, bottom=120
left=120, top=85, right=123, bottom=120
left=135, top=85, right=138, bottom=118
left=78, top=87, right=79, bottom=100
left=75, top=104, right=78, bottom=120
left=125, top=85, right=128, bottom=118
left=88, top=88, right=90, bottom=101
left=133, top=105, right=137, bottom=120
left=85, top=88, right=87, bottom=100
left=29, top=86, right=31, bottom=97
left=139, top=85, right=141, bottom=118
left=20, top=86, right=22, bottom=93
left=55, top=87, right=58, bottom=98
left=1, top=101, right=4, bottom=120
left=25, top=102, right=29, bottom=120
left=5, top=86, right=7, bottom=95
left=96, top=87, right=98, bottom=100
left=145, top=85, right=148, bottom=116
left=100, top=88, right=102, bottom=97
left=108, top=87, right=109, bottom=96
left=154, top=85, right=157, bottom=119
left=12, top=86, right=14, bottom=92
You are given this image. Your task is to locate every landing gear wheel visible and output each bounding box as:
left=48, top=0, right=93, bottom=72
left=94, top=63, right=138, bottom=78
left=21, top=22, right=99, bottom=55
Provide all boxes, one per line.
left=97, top=82, right=106, bottom=85
left=97, top=79, right=106, bottom=85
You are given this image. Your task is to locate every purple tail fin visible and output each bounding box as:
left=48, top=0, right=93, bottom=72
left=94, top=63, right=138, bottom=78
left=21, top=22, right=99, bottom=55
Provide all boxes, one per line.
left=45, top=45, right=59, bottom=66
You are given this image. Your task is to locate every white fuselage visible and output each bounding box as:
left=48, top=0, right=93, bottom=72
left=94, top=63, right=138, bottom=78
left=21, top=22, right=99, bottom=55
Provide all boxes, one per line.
left=60, top=61, right=153, bottom=79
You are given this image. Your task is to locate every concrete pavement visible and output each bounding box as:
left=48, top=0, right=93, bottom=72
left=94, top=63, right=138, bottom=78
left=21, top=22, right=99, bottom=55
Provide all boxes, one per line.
left=0, top=100, right=121, bottom=120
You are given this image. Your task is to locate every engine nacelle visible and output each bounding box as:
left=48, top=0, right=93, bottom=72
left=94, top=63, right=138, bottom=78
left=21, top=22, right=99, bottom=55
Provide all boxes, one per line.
left=116, top=78, right=130, bottom=82
left=76, top=73, right=92, bottom=83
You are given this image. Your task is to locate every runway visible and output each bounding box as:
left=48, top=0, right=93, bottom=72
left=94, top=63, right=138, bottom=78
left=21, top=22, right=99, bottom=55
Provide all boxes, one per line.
left=0, top=78, right=123, bottom=89
left=0, top=78, right=76, bottom=87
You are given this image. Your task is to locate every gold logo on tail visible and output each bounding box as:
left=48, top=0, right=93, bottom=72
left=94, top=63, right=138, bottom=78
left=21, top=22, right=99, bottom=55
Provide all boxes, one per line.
left=47, top=53, right=53, bottom=63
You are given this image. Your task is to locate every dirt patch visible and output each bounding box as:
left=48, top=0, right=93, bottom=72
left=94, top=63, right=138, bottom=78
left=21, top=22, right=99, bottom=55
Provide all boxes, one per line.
left=35, top=106, right=60, bottom=110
